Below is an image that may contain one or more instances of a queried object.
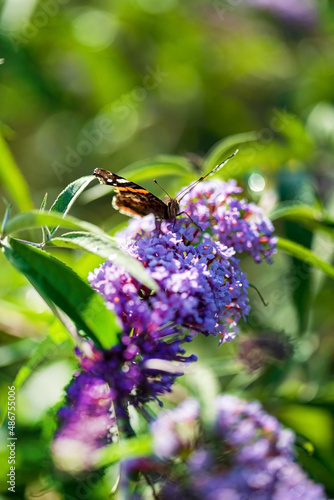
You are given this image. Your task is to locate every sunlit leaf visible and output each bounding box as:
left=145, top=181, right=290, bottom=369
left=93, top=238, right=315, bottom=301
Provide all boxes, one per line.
left=50, top=231, right=158, bottom=290
left=1, top=198, right=12, bottom=235
left=97, top=434, right=153, bottom=467
left=203, top=131, right=258, bottom=174
left=271, top=204, right=334, bottom=237
left=3, top=210, right=104, bottom=237
left=2, top=237, right=121, bottom=349
left=0, top=134, right=33, bottom=211
left=203, top=113, right=314, bottom=178
left=39, top=193, right=48, bottom=211
left=277, top=237, right=334, bottom=280
left=49, top=175, right=95, bottom=236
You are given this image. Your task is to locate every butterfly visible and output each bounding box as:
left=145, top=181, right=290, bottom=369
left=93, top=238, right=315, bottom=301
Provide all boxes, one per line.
left=93, top=150, right=238, bottom=219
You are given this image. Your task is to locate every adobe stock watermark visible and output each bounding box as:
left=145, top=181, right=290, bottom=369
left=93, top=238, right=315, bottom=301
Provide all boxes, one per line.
left=52, top=65, right=168, bottom=182
left=5, top=0, right=69, bottom=53
left=7, top=386, right=16, bottom=493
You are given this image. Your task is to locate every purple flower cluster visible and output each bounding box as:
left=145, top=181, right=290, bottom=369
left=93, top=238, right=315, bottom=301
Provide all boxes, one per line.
left=52, top=371, right=114, bottom=471
left=52, top=335, right=194, bottom=470
left=53, top=179, right=276, bottom=471
left=150, top=398, right=200, bottom=458
left=179, top=179, right=277, bottom=263
left=127, top=395, right=329, bottom=500
left=90, top=229, right=249, bottom=341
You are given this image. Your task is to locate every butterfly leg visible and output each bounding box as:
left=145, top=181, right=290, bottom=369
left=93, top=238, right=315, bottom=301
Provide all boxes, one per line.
left=155, top=218, right=162, bottom=236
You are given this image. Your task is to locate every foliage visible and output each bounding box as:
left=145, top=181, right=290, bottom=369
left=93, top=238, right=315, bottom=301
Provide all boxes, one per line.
left=0, top=0, right=334, bottom=498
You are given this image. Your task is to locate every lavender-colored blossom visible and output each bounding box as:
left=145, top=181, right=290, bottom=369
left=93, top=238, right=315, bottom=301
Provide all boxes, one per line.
left=179, top=180, right=277, bottom=263
left=52, top=334, right=195, bottom=470
left=89, top=228, right=250, bottom=342
left=128, top=395, right=329, bottom=500
left=151, top=398, right=200, bottom=458
left=53, top=179, right=277, bottom=474
left=52, top=371, right=115, bottom=471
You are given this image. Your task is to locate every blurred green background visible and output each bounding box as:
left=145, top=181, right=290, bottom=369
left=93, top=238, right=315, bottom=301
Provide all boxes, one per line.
left=1, top=0, right=334, bottom=498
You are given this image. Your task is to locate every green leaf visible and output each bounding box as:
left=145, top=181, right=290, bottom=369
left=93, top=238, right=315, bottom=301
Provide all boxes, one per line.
left=119, top=155, right=194, bottom=179
left=39, top=193, right=50, bottom=243
left=2, top=237, right=121, bottom=349
left=203, top=113, right=314, bottom=178
left=50, top=231, right=158, bottom=290
left=271, top=204, right=334, bottom=237
left=276, top=404, right=333, bottom=451
left=1, top=198, right=12, bottom=235
left=49, top=175, right=95, bottom=236
left=277, top=237, right=334, bottom=280
left=3, top=210, right=104, bottom=237
left=0, top=133, right=33, bottom=211
left=96, top=434, right=153, bottom=467
left=39, top=193, right=48, bottom=211
left=277, top=172, right=315, bottom=335
left=0, top=338, right=37, bottom=369
left=13, top=334, right=74, bottom=389
left=203, top=131, right=258, bottom=174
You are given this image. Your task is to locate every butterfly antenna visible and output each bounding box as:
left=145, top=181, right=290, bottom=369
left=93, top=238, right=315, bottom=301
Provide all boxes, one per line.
left=177, top=149, right=239, bottom=202
left=153, top=179, right=171, bottom=199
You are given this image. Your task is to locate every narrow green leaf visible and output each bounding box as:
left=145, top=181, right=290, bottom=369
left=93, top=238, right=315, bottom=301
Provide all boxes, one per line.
left=2, top=237, right=121, bottom=349
left=50, top=176, right=94, bottom=214
left=4, top=210, right=104, bottom=237
left=277, top=237, right=334, bottom=280
left=277, top=173, right=315, bottom=335
left=49, top=175, right=95, bottom=236
left=0, top=133, right=33, bottom=211
left=40, top=193, right=50, bottom=243
left=40, top=193, right=48, bottom=211
left=96, top=434, right=153, bottom=467
left=50, top=231, right=158, bottom=290
left=1, top=198, right=12, bottom=235
left=271, top=204, right=334, bottom=237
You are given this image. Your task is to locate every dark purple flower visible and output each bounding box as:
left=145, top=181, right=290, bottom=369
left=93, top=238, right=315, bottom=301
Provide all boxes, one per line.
left=79, top=335, right=195, bottom=409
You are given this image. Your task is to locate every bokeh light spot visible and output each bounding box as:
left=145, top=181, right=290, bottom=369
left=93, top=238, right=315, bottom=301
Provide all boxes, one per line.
left=248, top=173, right=265, bottom=192
left=72, top=10, right=118, bottom=50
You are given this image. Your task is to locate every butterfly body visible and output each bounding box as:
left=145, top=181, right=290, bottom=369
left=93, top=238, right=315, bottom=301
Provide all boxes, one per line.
left=93, top=150, right=237, bottom=220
